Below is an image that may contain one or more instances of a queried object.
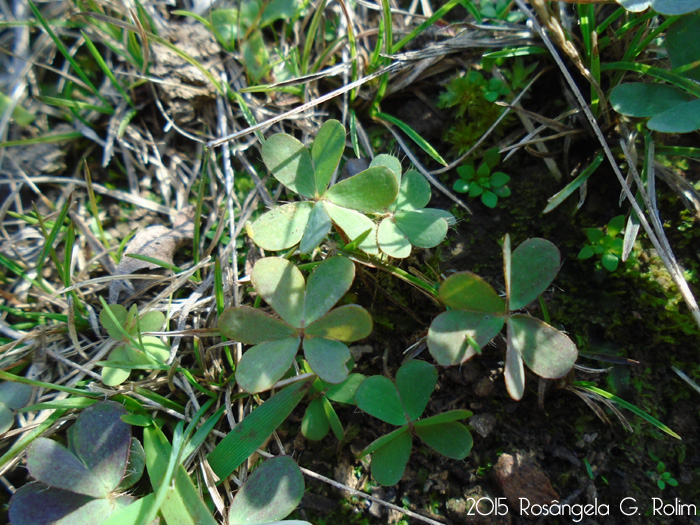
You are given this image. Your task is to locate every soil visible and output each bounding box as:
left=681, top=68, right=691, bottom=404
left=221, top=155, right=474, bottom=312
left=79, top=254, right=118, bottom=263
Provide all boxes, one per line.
left=283, top=117, right=700, bottom=524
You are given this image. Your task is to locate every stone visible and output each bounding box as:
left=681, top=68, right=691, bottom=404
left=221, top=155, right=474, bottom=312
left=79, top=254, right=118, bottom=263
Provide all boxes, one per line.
left=493, top=452, right=559, bottom=509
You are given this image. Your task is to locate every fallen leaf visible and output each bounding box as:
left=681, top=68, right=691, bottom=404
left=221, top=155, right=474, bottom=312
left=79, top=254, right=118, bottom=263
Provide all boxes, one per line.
left=109, top=207, right=195, bottom=303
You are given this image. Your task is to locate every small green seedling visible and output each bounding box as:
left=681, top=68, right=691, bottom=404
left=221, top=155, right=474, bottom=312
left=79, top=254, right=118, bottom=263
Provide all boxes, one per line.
left=438, top=71, right=510, bottom=154
left=229, top=456, right=310, bottom=525
left=219, top=256, right=372, bottom=393
left=9, top=401, right=145, bottom=525
left=646, top=451, right=679, bottom=490
left=578, top=215, right=626, bottom=272
left=427, top=235, right=578, bottom=400
left=99, top=303, right=170, bottom=386
left=354, top=360, right=473, bottom=486
left=453, top=148, right=511, bottom=208
left=610, top=14, right=700, bottom=133
left=247, top=120, right=398, bottom=255
left=647, top=461, right=679, bottom=490
left=376, top=154, right=455, bottom=258
left=301, top=371, right=365, bottom=441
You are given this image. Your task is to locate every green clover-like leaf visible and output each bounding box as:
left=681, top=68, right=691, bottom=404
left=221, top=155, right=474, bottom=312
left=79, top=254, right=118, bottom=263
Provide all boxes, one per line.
left=219, top=257, right=371, bottom=392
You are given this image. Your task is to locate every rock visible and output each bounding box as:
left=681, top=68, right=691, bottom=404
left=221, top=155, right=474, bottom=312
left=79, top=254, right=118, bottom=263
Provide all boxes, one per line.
left=474, top=376, right=495, bottom=397
left=493, top=452, right=559, bottom=509
left=470, top=413, right=496, bottom=438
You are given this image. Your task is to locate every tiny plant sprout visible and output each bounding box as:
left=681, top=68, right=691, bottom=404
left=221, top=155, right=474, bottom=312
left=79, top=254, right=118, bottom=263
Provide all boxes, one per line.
left=9, top=401, right=144, bottom=525
left=453, top=148, right=511, bottom=209
left=99, top=303, right=170, bottom=386
left=578, top=215, right=626, bottom=272
left=219, top=256, right=372, bottom=393
left=427, top=235, right=578, bottom=400
left=355, top=360, right=472, bottom=486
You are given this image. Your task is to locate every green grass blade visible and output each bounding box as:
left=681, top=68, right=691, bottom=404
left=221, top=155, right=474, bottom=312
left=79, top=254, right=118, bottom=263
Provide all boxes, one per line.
left=0, top=253, right=50, bottom=293
left=83, top=162, right=112, bottom=261
left=207, top=378, right=312, bottom=480
left=572, top=382, right=681, bottom=440
left=392, top=0, right=467, bottom=54
left=124, top=253, right=182, bottom=273
left=33, top=195, right=72, bottom=283
left=655, top=145, right=700, bottom=158
left=543, top=151, right=604, bottom=213
left=0, top=131, right=82, bottom=147
left=181, top=405, right=225, bottom=460
left=0, top=408, right=68, bottom=472
left=483, top=47, right=547, bottom=59
left=35, top=95, right=114, bottom=114
left=374, top=111, right=447, bottom=166
left=20, top=397, right=98, bottom=412
left=0, top=371, right=101, bottom=398
left=81, top=31, right=133, bottom=106
left=144, top=423, right=218, bottom=525
left=76, top=11, right=223, bottom=95
left=601, top=61, right=700, bottom=98
left=28, top=0, right=108, bottom=105
left=133, top=386, right=186, bottom=413
left=301, top=0, right=327, bottom=74
left=228, top=91, right=265, bottom=143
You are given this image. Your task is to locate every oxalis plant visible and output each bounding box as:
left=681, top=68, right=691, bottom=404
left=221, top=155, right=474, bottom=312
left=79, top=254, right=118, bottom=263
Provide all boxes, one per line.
left=427, top=234, right=578, bottom=400
left=99, top=303, right=170, bottom=386
left=218, top=256, right=372, bottom=393
left=9, top=401, right=144, bottom=525
left=354, top=360, right=473, bottom=486
left=247, top=119, right=453, bottom=258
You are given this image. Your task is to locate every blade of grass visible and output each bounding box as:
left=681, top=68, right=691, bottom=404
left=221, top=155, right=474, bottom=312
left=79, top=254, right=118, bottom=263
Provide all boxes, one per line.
left=133, top=386, right=186, bottom=413
left=0, top=408, right=68, bottom=472
left=81, top=31, right=134, bottom=106
left=301, top=0, right=327, bottom=75
left=144, top=423, right=218, bottom=525
left=35, top=95, right=114, bottom=114
left=83, top=162, right=113, bottom=261
left=75, top=11, right=224, bottom=94
left=374, top=111, right=448, bottom=166
left=0, top=253, right=51, bottom=293
left=0, top=131, right=82, bottom=147
left=601, top=61, right=700, bottom=98
left=193, top=170, right=207, bottom=282
left=572, top=382, right=681, bottom=440
left=543, top=151, right=604, bottom=213
left=207, top=378, right=312, bottom=480
left=28, top=0, right=109, bottom=105
left=33, top=194, right=73, bottom=286
left=0, top=370, right=101, bottom=398
left=181, top=404, right=225, bottom=461
left=20, top=397, right=98, bottom=412
left=392, top=0, right=475, bottom=53
left=124, top=253, right=183, bottom=273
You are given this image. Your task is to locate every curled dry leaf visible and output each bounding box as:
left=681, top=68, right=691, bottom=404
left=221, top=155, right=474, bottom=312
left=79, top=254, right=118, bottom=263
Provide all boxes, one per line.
left=109, top=207, right=195, bottom=303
